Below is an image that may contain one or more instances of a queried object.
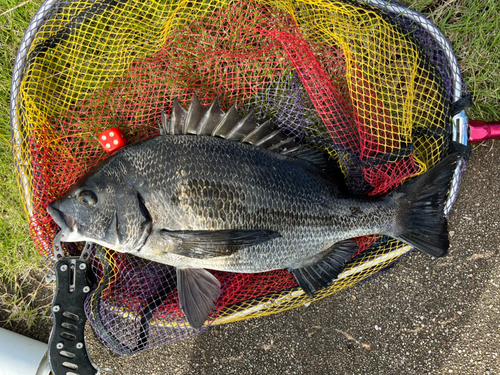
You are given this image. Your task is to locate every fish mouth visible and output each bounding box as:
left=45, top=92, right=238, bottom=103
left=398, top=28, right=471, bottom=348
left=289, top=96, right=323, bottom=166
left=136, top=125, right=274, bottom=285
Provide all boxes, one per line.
left=47, top=202, right=78, bottom=233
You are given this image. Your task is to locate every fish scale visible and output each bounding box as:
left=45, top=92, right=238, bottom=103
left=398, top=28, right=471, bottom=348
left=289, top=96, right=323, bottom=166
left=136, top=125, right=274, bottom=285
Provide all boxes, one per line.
left=121, top=135, right=392, bottom=271
left=48, top=96, right=458, bottom=328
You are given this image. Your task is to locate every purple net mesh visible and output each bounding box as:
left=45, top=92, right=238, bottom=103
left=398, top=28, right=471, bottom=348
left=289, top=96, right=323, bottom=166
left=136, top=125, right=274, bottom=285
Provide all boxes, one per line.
left=10, top=0, right=469, bottom=355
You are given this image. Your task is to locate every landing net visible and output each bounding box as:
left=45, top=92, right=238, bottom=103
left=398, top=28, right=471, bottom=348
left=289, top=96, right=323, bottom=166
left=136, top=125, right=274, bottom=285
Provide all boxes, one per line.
left=11, top=0, right=468, bottom=353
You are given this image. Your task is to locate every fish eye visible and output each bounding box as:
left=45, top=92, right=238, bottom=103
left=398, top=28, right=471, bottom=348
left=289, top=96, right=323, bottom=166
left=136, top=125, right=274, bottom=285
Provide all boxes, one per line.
left=78, top=190, right=98, bottom=208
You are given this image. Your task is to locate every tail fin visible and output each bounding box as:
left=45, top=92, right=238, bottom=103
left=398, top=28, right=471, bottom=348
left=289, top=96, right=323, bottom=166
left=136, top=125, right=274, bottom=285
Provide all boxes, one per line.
left=392, top=153, right=460, bottom=257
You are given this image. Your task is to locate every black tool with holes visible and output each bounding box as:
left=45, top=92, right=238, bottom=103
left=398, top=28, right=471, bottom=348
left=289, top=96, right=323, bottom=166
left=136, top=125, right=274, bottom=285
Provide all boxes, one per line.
left=48, top=257, right=100, bottom=375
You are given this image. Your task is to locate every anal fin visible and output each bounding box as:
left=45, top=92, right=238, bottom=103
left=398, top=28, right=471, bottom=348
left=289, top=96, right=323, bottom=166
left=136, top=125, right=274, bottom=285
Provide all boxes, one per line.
left=177, top=268, right=221, bottom=329
left=290, top=240, right=358, bottom=298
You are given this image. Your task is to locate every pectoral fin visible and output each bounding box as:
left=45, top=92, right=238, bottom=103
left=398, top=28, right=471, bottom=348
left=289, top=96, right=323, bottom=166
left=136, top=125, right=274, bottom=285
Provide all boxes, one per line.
left=290, top=240, right=358, bottom=298
left=177, top=268, right=221, bottom=329
left=161, top=229, right=280, bottom=258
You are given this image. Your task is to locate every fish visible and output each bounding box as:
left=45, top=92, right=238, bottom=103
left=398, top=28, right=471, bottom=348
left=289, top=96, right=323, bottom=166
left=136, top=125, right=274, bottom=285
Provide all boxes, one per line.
left=47, top=94, right=460, bottom=329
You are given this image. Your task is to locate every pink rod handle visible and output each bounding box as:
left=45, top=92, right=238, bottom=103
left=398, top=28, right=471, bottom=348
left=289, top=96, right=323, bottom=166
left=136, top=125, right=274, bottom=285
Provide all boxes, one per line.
left=469, top=120, right=500, bottom=142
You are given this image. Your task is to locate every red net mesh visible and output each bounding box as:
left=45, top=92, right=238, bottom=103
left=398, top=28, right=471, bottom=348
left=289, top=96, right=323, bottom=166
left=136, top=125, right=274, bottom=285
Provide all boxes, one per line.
left=12, top=0, right=466, bottom=353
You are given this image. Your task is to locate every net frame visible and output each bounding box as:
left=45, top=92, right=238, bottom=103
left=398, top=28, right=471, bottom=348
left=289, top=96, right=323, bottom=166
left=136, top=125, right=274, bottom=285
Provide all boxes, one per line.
left=10, top=0, right=468, bottom=219
left=10, top=0, right=469, bottom=353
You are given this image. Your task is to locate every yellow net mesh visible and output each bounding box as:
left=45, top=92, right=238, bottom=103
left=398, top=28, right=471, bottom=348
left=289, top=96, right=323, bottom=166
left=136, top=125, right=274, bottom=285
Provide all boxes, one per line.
left=11, top=0, right=462, bottom=353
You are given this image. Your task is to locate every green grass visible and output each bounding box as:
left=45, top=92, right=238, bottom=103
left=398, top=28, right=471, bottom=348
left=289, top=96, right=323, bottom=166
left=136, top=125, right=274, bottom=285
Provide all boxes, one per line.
left=407, top=0, right=500, bottom=121
left=0, top=0, right=499, bottom=332
left=0, top=0, right=52, bottom=332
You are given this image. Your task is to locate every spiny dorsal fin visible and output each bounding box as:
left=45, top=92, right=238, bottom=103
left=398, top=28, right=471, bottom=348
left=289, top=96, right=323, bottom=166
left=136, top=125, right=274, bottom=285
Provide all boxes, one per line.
left=224, top=111, right=257, bottom=141
left=183, top=93, right=205, bottom=134
left=196, top=96, right=225, bottom=135
left=159, top=98, right=337, bottom=173
left=163, top=98, right=187, bottom=135
left=160, top=95, right=310, bottom=155
left=210, top=104, right=243, bottom=137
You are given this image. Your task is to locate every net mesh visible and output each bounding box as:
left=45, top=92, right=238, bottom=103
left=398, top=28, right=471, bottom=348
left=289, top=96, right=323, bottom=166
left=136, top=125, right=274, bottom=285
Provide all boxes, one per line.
left=11, top=0, right=467, bottom=353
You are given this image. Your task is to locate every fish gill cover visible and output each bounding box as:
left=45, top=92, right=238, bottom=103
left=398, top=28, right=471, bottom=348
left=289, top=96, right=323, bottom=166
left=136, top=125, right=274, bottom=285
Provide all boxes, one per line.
left=11, top=0, right=467, bottom=353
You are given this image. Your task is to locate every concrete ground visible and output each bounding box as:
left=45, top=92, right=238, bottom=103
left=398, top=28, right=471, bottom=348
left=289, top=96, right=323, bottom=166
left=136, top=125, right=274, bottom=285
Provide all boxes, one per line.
left=77, top=139, right=499, bottom=375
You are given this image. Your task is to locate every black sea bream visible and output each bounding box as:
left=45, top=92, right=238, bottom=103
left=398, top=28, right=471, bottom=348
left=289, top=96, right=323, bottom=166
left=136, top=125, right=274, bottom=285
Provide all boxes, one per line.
left=48, top=95, right=459, bottom=328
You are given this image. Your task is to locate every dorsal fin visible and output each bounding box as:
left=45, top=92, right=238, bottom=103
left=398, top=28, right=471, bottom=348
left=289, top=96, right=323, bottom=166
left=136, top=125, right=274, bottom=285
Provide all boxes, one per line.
left=210, top=104, right=243, bottom=138
left=161, top=98, right=187, bottom=135
left=196, top=97, right=225, bottom=135
left=159, top=96, right=336, bottom=169
left=183, top=93, right=205, bottom=134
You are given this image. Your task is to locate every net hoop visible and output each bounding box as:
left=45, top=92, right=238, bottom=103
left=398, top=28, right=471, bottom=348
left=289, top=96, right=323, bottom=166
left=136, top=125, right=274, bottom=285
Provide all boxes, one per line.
left=10, top=0, right=470, bottom=348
